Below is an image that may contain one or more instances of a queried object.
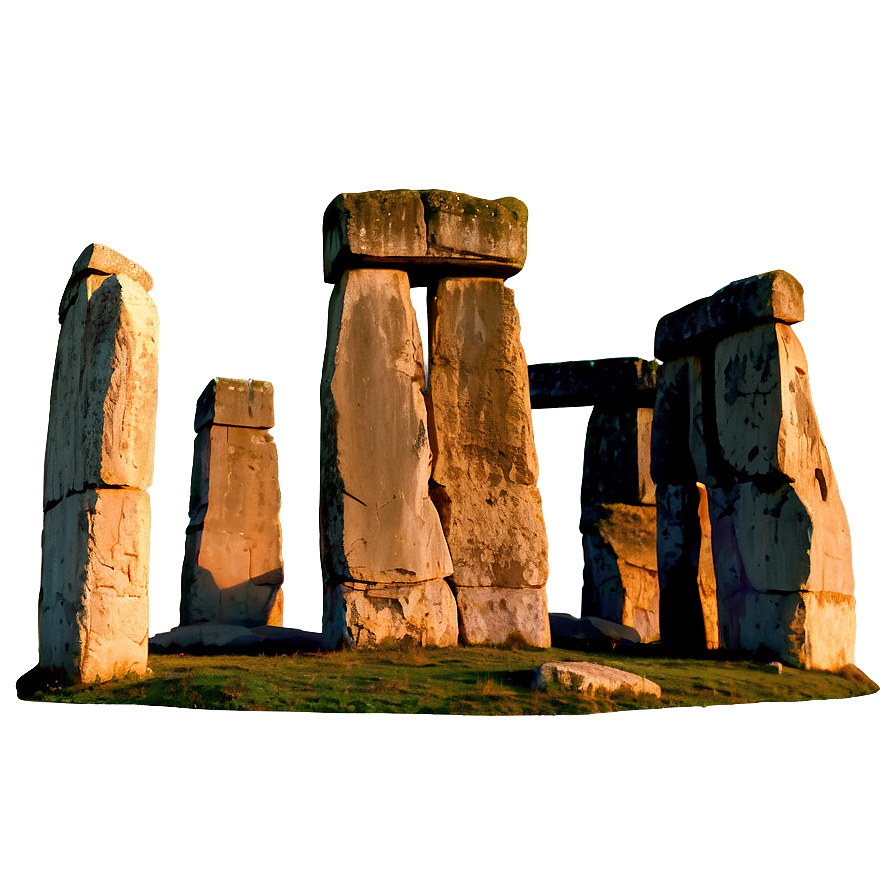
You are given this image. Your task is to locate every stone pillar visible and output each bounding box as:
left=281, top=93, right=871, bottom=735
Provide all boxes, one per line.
left=428, top=277, right=550, bottom=647
left=320, top=189, right=543, bottom=647
left=653, top=270, right=854, bottom=668
left=181, top=378, right=285, bottom=628
left=39, top=244, right=158, bottom=683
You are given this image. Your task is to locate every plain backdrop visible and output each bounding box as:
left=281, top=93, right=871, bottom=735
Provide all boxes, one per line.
left=2, top=3, right=891, bottom=894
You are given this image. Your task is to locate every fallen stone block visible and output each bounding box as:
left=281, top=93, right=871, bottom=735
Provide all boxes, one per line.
left=323, top=189, right=527, bottom=284
left=548, top=613, right=641, bottom=647
left=150, top=624, right=322, bottom=654
left=532, top=661, right=661, bottom=699
left=654, top=269, right=804, bottom=360
left=528, top=357, right=657, bottom=409
left=323, top=580, right=459, bottom=649
left=581, top=503, right=659, bottom=642
left=428, top=276, right=548, bottom=589
left=320, top=267, right=452, bottom=586
left=39, top=488, right=150, bottom=682
left=454, top=586, right=551, bottom=648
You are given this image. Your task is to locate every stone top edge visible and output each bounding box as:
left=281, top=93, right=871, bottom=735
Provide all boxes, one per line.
left=58, top=271, right=152, bottom=325
left=323, top=189, right=528, bottom=284
left=194, top=378, right=275, bottom=431
left=72, top=243, right=153, bottom=292
left=654, top=270, right=804, bottom=361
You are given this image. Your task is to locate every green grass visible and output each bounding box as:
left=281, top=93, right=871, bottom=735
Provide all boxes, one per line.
left=18, top=644, right=879, bottom=714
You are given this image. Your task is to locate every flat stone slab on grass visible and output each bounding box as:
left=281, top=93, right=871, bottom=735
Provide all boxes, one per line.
left=533, top=661, right=661, bottom=698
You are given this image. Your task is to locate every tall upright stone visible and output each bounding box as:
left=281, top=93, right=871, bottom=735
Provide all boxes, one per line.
left=39, top=245, right=159, bottom=683
left=181, top=378, right=285, bottom=628
left=428, top=277, right=550, bottom=646
left=653, top=271, right=854, bottom=668
left=320, top=190, right=545, bottom=648
left=320, top=267, right=457, bottom=648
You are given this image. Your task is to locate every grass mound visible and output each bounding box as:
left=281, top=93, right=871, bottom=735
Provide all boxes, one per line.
left=17, top=644, right=880, bottom=715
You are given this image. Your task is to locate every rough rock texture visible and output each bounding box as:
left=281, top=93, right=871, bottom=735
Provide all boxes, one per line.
left=528, top=357, right=658, bottom=409
left=323, top=190, right=527, bottom=284
left=39, top=488, right=150, bottom=682
left=427, top=276, right=550, bottom=645
left=533, top=661, right=661, bottom=699
left=323, top=580, right=458, bottom=648
left=454, top=586, right=551, bottom=647
left=581, top=407, right=655, bottom=509
left=194, top=378, right=275, bottom=430
left=654, top=270, right=804, bottom=361
left=39, top=247, right=158, bottom=684
left=320, top=268, right=453, bottom=587
left=44, top=273, right=159, bottom=507
left=581, top=504, right=659, bottom=642
left=181, top=383, right=284, bottom=628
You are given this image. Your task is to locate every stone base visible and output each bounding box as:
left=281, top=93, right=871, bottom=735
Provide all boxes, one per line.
left=322, top=579, right=459, bottom=649
left=718, top=589, right=856, bottom=670
left=581, top=504, right=660, bottom=643
left=39, top=488, right=149, bottom=683
left=455, top=586, right=550, bottom=647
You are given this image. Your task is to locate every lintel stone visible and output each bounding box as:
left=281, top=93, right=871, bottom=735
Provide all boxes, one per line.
left=528, top=358, right=657, bottom=409
left=654, top=270, right=804, bottom=361
left=194, top=378, right=275, bottom=431
left=323, top=189, right=527, bottom=285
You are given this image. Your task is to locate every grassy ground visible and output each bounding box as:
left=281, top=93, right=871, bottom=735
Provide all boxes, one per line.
left=18, top=644, right=879, bottom=714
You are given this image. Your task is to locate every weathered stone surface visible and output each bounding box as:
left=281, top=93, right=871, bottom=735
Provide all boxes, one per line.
left=454, top=586, right=551, bottom=648
left=581, top=504, right=659, bottom=642
left=323, top=579, right=458, bottom=648
left=422, top=190, right=527, bottom=271
left=194, top=378, right=275, bottom=431
left=44, top=273, right=159, bottom=507
left=654, top=270, right=804, bottom=360
left=581, top=408, right=655, bottom=511
left=60, top=244, right=153, bottom=322
left=528, top=358, right=657, bottom=409
left=718, top=589, right=855, bottom=671
left=323, top=190, right=426, bottom=283
left=533, top=662, right=661, bottom=699
left=323, top=190, right=526, bottom=284
left=181, top=422, right=284, bottom=627
left=39, top=488, right=149, bottom=681
left=428, top=276, right=548, bottom=589
left=320, top=268, right=452, bottom=585
left=549, top=613, right=641, bottom=647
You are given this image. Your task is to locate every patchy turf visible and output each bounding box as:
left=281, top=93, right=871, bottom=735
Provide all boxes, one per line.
left=17, top=644, right=879, bottom=714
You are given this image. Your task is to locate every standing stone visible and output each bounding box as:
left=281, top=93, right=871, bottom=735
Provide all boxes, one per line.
left=428, top=276, right=550, bottom=646
left=320, top=267, right=457, bottom=648
left=650, top=356, right=719, bottom=650
left=39, top=246, right=158, bottom=682
left=181, top=379, right=285, bottom=628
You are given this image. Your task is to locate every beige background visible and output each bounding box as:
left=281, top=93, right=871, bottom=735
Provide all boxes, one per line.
left=2, top=2, right=890, bottom=894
